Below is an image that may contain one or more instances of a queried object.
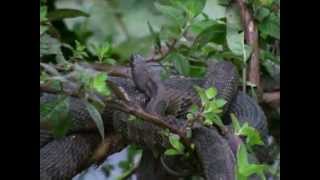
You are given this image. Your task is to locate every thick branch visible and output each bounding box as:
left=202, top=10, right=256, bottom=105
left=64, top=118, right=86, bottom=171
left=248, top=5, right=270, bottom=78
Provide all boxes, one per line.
left=234, top=0, right=262, bottom=94
left=40, top=84, right=191, bottom=146
left=262, top=91, right=280, bottom=107
left=106, top=99, right=191, bottom=146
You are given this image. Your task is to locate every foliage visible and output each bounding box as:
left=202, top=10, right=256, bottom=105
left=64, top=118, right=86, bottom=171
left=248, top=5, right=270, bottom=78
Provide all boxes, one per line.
left=231, top=113, right=268, bottom=179
left=187, top=86, right=226, bottom=128
left=116, top=145, right=143, bottom=180
left=40, top=0, right=279, bottom=179
left=236, top=144, right=267, bottom=180
left=231, top=113, right=264, bottom=150
left=164, top=133, right=186, bottom=156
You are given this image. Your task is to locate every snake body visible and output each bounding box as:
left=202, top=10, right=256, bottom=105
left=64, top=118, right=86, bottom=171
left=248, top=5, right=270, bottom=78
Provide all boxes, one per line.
left=40, top=56, right=269, bottom=180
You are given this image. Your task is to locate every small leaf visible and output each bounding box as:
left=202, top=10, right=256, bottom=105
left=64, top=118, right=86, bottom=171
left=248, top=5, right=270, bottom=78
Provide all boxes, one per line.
left=231, top=113, right=241, bottom=133
left=40, top=95, right=72, bottom=137
left=189, top=104, right=199, bottom=113
left=169, top=134, right=185, bottom=153
left=215, top=98, right=227, bottom=108
left=204, top=112, right=224, bottom=127
left=84, top=101, right=105, bottom=139
left=237, top=144, right=249, bottom=170
left=164, top=149, right=180, bottom=156
left=40, top=6, right=48, bottom=22
left=91, top=73, right=111, bottom=96
left=47, top=9, right=89, bottom=21
left=241, top=164, right=267, bottom=177
left=239, top=123, right=264, bottom=147
left=205, top=87, right=217, bottom=99
left=194, top=86, right=208, bottom=105
left=175, top=0, right=206, bottom=18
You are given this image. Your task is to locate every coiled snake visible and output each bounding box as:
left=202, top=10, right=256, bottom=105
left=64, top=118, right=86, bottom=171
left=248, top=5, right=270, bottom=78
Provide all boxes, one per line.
left=40, top=55, right=269, bottom=180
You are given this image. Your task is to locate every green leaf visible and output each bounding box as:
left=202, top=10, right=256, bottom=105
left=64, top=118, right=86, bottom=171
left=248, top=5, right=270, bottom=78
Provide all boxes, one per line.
left=169, top=134, right=185, bottom=153
left=40, top=6, right=48, bottom=22
left=241, top=164, right=267, bottom=177
left=239, top=123, right=264, bottom=147
left=258, top=13, right=280, bottom=39
left=154, top=2, right=185, bottom=27
left=176, top=0, right=207, bottom=18
left=231, top=113, right=241, bottom=133
left=254, top=7, right=270, bottom=22
left=193, top=23, right=226, bottom=48
left=40, top=34, right=66, bottom=64
left=47, top=9, right=89, bottom=21
left=215, top=98, right=227, bottom=108
left=237, top=144, right=249, bottom=170
left=259, top=0, right=274, bottom=6
left=164, top=148, right=180, bottom=156
left=84, top=101, right=105, bottom=139
left=91, top=73, right=111, bottom=96
left=189, top=65, right=206, bottom=77
left=226, top=5, right=246, bottom=56
left=189, top=19, right=217, bottom=34
left=40, top=25, right=48, bottom=35
left=194, top=86, right=208, bottom=105
left=40, top=34, right=61, bottom=56
left=168, top=53, right=190, bottom=76
left=225, top=5, right=242, bottom=31
left=40, top=95, right=72, bottom=137
left=204, top=112, right=224, bottom=127
left=189, top=104, right=199, bottom=113
left=205, top=87, right=217, bottom=99
left=226, top=29, right=244, bottom=56
left=94, top=42, right=112, bottom=62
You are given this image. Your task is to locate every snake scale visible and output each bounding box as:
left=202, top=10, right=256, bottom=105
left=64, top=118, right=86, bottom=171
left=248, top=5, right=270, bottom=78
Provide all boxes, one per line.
left=40, top=55, right=269, bottom=180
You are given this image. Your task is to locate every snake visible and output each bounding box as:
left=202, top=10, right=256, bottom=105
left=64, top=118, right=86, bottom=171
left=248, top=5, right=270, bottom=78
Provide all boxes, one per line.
left=40, top=54, right=269, bottom=180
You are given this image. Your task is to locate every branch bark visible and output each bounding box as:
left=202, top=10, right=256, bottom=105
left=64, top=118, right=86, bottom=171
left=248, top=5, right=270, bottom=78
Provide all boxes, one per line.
left=262, top=91, right=280, bottom=107
left=234, top=0, right=262, bottom=95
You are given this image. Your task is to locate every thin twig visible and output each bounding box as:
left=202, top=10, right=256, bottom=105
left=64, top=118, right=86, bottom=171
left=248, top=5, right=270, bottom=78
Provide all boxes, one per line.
left=147, top=21, right=191, bottom=63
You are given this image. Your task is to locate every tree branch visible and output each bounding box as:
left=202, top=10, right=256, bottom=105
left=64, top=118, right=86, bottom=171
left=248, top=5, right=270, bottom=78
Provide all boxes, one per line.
left=234, top=0, right=262, bottom=95
left=262, top=91, right=280, bottom=107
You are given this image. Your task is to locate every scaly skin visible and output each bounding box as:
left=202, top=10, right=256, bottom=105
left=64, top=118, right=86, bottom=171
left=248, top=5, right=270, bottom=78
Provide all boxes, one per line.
left=40, top=132, right=101, bottom=180
left=40, top=57, right=268, bottom=180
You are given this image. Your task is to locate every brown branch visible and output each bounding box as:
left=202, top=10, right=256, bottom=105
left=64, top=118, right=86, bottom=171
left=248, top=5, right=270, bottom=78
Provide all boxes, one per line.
left=105, top=99, right=191, bottom=146
left=234, top=0, right=262, bottom=95
left=148, top=39, right=177, bottom=62
left=79, top=63, right=131, bottom=78
left=262, top=91, right=280, bottom=107
left=40, top=84, right=191, bottom=146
